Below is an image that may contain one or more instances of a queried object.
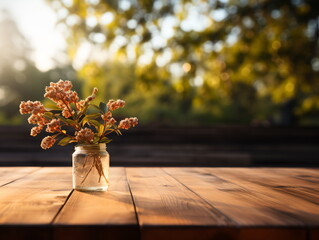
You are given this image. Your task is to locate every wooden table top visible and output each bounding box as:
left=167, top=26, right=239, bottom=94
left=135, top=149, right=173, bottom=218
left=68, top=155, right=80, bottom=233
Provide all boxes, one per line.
left=0, top=167, right=318, bottom=240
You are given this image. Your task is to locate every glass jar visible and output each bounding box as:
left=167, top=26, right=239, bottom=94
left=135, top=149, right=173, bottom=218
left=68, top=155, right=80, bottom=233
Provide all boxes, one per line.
left=72, top=143, right=110, bottom=191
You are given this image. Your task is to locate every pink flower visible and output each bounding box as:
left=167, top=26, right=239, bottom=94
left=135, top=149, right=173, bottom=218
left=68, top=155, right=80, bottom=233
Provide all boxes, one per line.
left=107, top=99, right=125, bottom=111
left=101, top=111, right=116, bottom=125
left=46, top=119, right=61, bottom=133
left=41, top=136, right=56, bottom=149
left=84, top=88, right=98, bottom=103
left=107, top=117, right=116, bottom=125
left=76, top=100, right=86, bottom=111
left=19, top=101, right=45, bottom=115
left=44, top=80, right=75, bottom=103
left=28, top=115, right=41, bottom=125
left=44, top=80, right=78, bottom=118
left=30, top=125, right=43, bottom=136
left=118, top=117, right=138, bottom=130
left=101, top=111, right=112, bottom=121
left=75, top=128, right=94, bottom=143
left=27, top=114, right=50, bottom=125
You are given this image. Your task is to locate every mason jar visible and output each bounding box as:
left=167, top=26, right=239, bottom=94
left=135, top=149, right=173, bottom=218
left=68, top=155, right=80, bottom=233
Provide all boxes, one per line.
left=72, top=143, right=110, bottom=191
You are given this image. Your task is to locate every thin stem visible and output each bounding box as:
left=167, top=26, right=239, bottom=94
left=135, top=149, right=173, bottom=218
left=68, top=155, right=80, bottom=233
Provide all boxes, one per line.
left=94, top=156, right=104, bottom=183
left=82, top=155, right=88, bottom=168
left=80, top=154, right=108, bottom=185
left=101, top=170, right=109, bottom=184
left=100, top=129, right=115, bottom=138
left=61, top=99, right=80, bottom=131
left=81, top=155, right=95, bottom=184
left=62, top=100, right=73, bottom=118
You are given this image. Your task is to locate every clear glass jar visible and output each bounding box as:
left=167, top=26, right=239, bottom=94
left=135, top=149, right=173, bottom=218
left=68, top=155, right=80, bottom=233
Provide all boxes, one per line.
left=72, top=143, right=109, bottom=191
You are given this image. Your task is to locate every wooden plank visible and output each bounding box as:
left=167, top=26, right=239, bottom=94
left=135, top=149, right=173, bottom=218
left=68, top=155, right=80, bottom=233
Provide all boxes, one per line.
left=126, top=167, right=230, bottom=226
left=0, top=167, right=39, bottom=186
left=53, top=167, right=139, bottom=240
left=202, top=168, right=319, bottom=226
left=0, top=167, right=72, bottom=240
left=0, top=167, right=72, bottom=224
left=233, top=168, right=319, bottom=205
left=234, top=168, right=319, bottom=189
left=265, top=168, right=319, bottom=188
left=164, top=168, right=305, bottom=227
left=126, top=168, right=233, bottom=240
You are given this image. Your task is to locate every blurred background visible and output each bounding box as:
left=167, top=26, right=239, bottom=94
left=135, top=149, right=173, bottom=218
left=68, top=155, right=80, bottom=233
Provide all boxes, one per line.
left=0, top=0, right=319, bottom=167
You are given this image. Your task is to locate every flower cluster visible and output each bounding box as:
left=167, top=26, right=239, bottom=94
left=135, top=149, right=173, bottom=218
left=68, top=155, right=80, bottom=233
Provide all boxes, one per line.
left=46, top=119, right=61, bottom=133
left=101, top=111, right=116, bottom=125
left=19, top=79, right=138, bottom=150
left=44, top=80, right=79, bottom=118
left=118, top=117, right=138, bottom=130
left=19, top=101, right=45, bottom=115
left=107, top=99, right=125, bottom=111
left=41, top=136, right=56, bottom=149
left=31, top=126, right=43, bottom=137
left=27, top=114, right=49, bottom=125
left=20, top=101, right=49, bottom=137
left=75, top=128, right=94, bottom=143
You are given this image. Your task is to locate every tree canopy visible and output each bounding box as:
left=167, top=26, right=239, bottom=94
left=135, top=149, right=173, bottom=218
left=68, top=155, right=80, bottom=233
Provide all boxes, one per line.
left=46, top=0, right=319, bottom=125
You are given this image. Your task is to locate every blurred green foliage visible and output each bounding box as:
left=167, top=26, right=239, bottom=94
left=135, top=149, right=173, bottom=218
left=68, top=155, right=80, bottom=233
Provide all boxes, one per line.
left=1, top=0, right=319, bottom=126
left=47, top=0, right=319, bottom=125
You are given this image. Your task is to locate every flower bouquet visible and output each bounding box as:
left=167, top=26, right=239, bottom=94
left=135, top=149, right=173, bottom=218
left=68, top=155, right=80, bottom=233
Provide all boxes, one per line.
left=19, top=79, right=138, bottom=191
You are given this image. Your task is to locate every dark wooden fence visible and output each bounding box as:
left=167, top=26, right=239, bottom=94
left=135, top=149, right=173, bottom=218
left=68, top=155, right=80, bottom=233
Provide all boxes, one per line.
left=0, top=125, right=318, bottom=167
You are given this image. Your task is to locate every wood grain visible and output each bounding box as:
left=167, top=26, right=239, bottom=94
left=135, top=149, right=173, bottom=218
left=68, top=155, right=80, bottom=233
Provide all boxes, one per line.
left=254, top=168, right=319, bottom=204
left=204, top=168, right=319, bottom=226
left=0, top=167, right=72, bottom=224
left=0, top=167, right=39, bottom=186
left=0, top=167, right=317, bottom=240
left=165, top=168, right=306, bottom=227
left=126, top=167, right=230, bottom=226
left=53, top=167, right=139, bottom=240
left=0, top=167, right=72, bottom=240
left=126, top=168, right=233, bottom=240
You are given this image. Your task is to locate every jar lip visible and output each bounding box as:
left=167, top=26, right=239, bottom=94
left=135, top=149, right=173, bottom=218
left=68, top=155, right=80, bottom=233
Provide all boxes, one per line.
left=75, top=143, right=106, bottom=149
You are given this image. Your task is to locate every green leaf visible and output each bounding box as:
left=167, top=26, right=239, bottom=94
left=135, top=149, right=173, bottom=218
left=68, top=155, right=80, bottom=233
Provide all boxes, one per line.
left=100, top=137, right=112, bottom=144
left=99, top=102, right=107, bottom=113
left=88, top=120, right=101, bottom=131
left=78, top=104, right=89, bottom=117
left=55, top=115, right=68, bottom=124
left=115, top=129, right=122, bottom=135
left=65, top=118, right=77, bottom=125
left=80, top=113, right=101, bottom=127
left=43, top=112, right=54, bottom=117
left=58, top=137, right=72, bottom=146
left=43, top=112, right=55, bottom=120
left=98, top=123, right=104, bottom=136
left=56, top=115, right=76, bottom=125
left=92, top=135, right=100, bottom=144
left=44, top=101, right=61, bottom=110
